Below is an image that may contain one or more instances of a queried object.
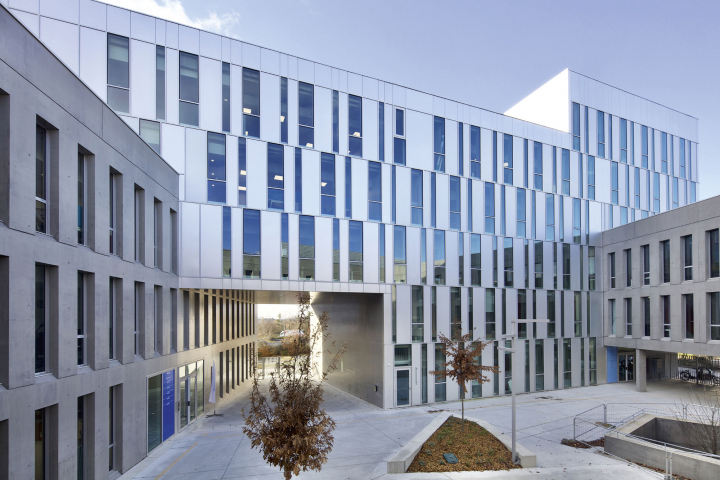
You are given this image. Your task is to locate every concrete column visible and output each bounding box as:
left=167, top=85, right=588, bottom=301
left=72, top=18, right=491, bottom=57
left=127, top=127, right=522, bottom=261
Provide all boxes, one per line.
left=635, top=348, right=647, bottom=392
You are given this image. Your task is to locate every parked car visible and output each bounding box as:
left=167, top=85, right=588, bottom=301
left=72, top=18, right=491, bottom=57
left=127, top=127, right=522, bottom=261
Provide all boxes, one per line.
left=680, top=367, right=720, bottom=385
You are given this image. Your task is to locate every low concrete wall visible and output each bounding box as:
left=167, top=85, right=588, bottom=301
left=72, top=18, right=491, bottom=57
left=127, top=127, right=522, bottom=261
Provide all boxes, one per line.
left=387, top=412, right=536, bottom=473
left=387, top=412, right=452, bottom=473
left=605, top=414, right=720, bottom=480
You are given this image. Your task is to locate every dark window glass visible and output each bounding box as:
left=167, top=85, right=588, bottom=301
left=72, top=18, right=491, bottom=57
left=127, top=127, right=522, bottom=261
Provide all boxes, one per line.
left=332, top=90, right=339, bottom=153
left=485, top=182, right=494, bottom=234
left=299, top=216, right=315, bottom=280
left=243, top=210, right=260, bottom=255
left=470, top=125, right=481, bottom=179
left=298, top=82, right=314, bottom=148
left=267, top=143, right=284, bottom=210
left=449, top=176, right=460, bottom=230
left=179, top=52, right=199, bottom=126
left=140, top=120, right=161, bottom=154
left=156, top=46, right=165, bottom=121
left=394, top=137, right=406, bottom=165
left=107, top=34, right=129, bottom=112
left=368, top=161, right=382, bottom=222
left=349, top=221, right=363, bottom=282
left=280, top=77, right=288, bottom=143
left=348, top=95, right=362, bottom=156
left=411, top=169, right=422, bottom=226
left=242, top=68, right=260, bottom=137
left=238, top=138, right=247, bottom=206
left=503, top=133, right=513, bottom=184
left=572, top=102, right=580, bottom=150
left=207, top=133, right=226, bottom=204
left=294, top=148, right=302, bottom=212
left=178, top=52, right=199, bottom=103
left=321, top=153, right=335, bottom=216
left=378, top=102, right=385, bottom=161
left=222, top=62, right=230, bottom=132
left=345, top=157, right=352, bottom=218
left=434, top=116, right=445, bottom=172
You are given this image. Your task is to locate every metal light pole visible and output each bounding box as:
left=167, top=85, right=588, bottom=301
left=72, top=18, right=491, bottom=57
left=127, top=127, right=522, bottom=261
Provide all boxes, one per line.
left=498, top=318, right=549, bottom=465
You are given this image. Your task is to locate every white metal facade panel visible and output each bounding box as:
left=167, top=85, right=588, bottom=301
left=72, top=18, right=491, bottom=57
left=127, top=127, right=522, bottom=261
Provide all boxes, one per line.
left=352, top=158, right=368, bottom=222
left=39, top=16, right=79, bottom=73
left=106, top=5, right=129, bottom=36
left=200, top=204, right=222, bottom=278
left=288, top=79, right=298, bottom=146
left=199, top=31, right=221, bottom=60
left=199, top=56, right=222, bottom=133
left=160, top=123, right=185, bottom=174
left=445, top=119, right=458, bottom=177
left=246, top=139, right=266, bottom=211
left=302, top=150, right=320, bottom=216
left=184, top=128, right=207, bottom=204
left=79, top=26, right=106, bottom=100
left=260, top=72, right=280, bottom=144
left=165, top=22, right=178, bottom=49
left=230, top=207, right=243, bottom=278
left=166, top=48, right=179, bottom=124
left=363, top=98, right=378, bottom=162
left=288, top=213, right=298, bottom=280
left=314, top=86, right=331, bottom=153
left=406, top=226, right=420, bottom=285
left=130, top=39, right=155, bottom=121
left=130, top=12, right=154, bottom=43
left=481, top=128, right=493, bottom=182
left=225, top=136, right=238, bottom=205
left=283, top=146, right=294, bottom=213
left=180, top=202, right=200, bottom=277
left=406, top=110, right=432, bottom=171
left=80, top=0, right=105, bottom=30
left=382, top=163, right=392, bottom=224
left=261, top=211, right=281, bottom=280
left=315, top=216, right=332, bottom=282
left=436, top=174, right=449, bottom=231
left=230, top=64, right=242, bottom=137
left=178, top=25, right=199, bottom=54
left=395, top=166, right=411, bottom=227
left=364, top=221, right=379, bottom=284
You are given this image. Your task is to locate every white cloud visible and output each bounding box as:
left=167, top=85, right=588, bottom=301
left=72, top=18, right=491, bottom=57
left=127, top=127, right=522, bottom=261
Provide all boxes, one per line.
left=101, top=0, right=240, bottom=37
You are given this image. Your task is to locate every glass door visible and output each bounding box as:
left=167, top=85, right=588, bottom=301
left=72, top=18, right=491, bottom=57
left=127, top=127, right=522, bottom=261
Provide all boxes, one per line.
left=189, top=375, right=197, bottom=422
left=619, top=354, right=627, bottom=382
left=179, top=376, right=187, bottom=429
left=395, top=368, right=411, bottom=407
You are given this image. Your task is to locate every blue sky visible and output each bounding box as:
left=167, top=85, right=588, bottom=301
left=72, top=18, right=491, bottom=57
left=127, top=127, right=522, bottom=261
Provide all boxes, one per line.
left=108, top=0, right=719, bottom=200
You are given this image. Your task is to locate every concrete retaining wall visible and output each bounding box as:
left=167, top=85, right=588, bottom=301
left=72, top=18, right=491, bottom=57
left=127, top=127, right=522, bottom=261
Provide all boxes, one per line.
left=605, top=414, right=720, bottom=480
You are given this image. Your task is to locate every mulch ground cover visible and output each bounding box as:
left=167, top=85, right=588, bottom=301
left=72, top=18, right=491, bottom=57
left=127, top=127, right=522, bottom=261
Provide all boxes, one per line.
left=561, top=438, right=605, bottom=448
left=406, top=416, right=521, bottom=473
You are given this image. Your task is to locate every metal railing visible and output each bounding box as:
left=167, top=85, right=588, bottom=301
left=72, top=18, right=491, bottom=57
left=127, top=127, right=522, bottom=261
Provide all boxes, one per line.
left=573, top=402, right=720, bottom=480
left=572, top=403, right=677, bottom=442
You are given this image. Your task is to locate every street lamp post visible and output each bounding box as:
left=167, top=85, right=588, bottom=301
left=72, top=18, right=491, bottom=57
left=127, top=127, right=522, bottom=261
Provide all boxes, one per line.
left=498, top=318, right=549, bottom=465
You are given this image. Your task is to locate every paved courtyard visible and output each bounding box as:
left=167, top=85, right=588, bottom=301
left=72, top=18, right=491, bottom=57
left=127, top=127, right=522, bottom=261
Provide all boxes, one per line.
left=121, top=380, right=713, bottom=480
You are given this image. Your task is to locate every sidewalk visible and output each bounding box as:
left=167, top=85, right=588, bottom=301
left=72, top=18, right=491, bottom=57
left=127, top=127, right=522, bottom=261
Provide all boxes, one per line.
left=123, top=380, right=706, bottom=479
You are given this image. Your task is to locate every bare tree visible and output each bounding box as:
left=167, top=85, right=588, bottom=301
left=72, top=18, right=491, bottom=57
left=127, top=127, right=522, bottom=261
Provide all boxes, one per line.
left=243, top=293, right=346, bottom=479
left=430, top=332, right=498, bottom=423
left=673, top=386, right=720, bottom=455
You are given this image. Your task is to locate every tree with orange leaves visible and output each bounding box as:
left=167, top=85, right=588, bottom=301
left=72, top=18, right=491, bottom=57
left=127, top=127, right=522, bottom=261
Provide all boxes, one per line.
left=431, top=332, right=498, bottom=424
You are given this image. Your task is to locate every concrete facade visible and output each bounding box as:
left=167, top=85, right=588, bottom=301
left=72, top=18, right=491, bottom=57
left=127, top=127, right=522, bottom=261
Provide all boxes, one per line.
left=0, top=7, right=256, bottom=479
left=602, top=195, right=720, bottom=391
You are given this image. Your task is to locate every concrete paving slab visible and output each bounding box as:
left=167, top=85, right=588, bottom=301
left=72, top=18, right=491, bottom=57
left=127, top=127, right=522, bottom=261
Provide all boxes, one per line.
left=121, top=380, right=710, bottom=480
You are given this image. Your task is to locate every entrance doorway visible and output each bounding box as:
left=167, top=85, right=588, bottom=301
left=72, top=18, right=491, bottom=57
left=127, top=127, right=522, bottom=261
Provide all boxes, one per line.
left=178, top=360, right=203, bottom=431
left=619, top=353, right=634, bottom=382
left=394, top=368, right=411, bottom=407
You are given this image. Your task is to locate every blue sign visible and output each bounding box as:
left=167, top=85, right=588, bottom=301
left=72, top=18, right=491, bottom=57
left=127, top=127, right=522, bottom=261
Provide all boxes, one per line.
left=606, top=346, right=618, bottom=383
left=162, top=371, right=175, bottom=441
